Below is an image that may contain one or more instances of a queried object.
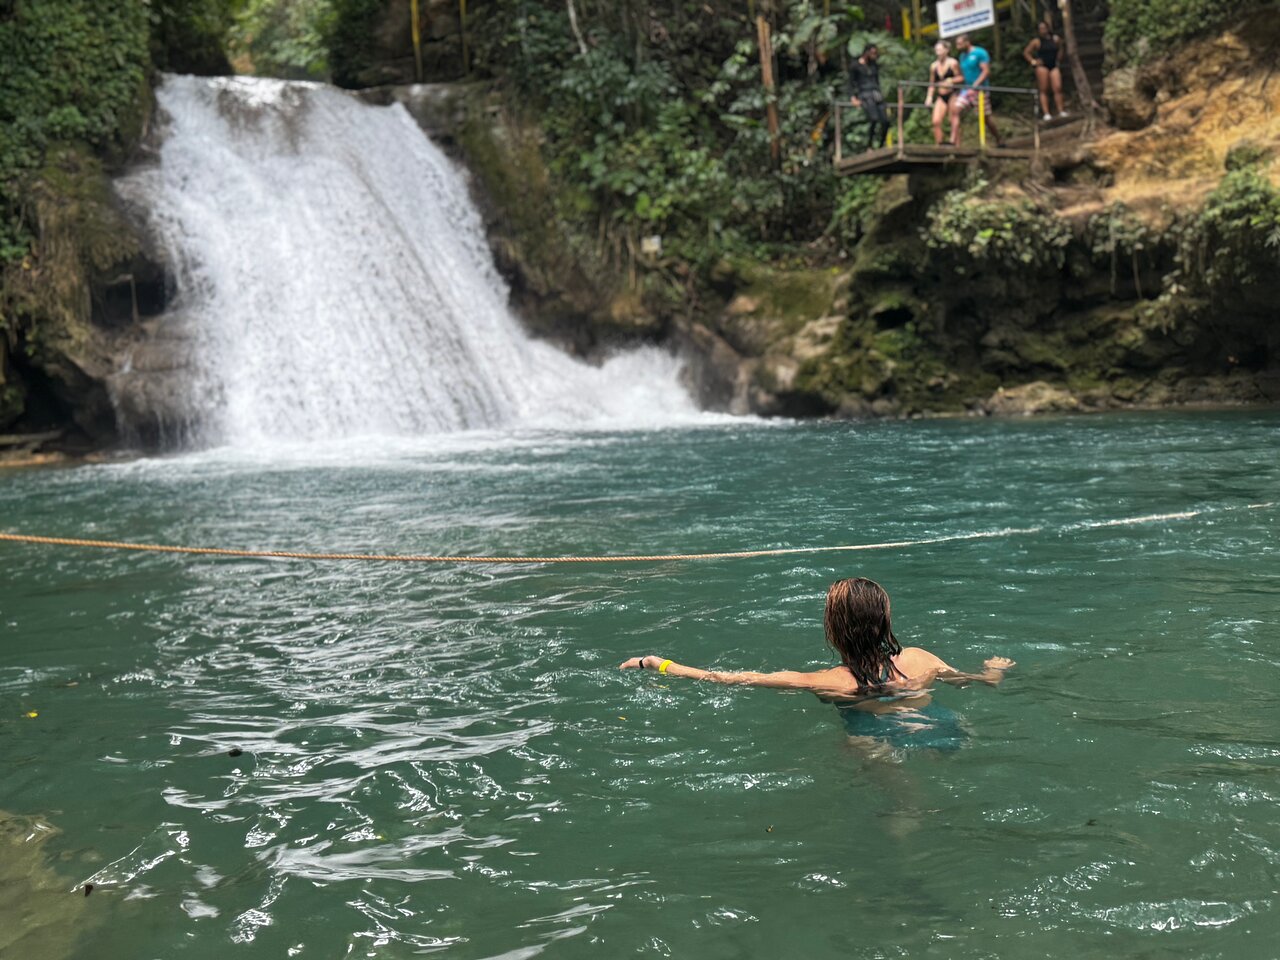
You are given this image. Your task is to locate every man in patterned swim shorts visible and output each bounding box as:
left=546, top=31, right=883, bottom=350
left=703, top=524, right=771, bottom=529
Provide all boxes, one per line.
left=951, top=33, right=1001, bottom=147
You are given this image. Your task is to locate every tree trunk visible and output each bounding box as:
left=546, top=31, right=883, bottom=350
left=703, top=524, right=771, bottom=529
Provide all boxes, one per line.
left=1058, top=0, right=1099, bottom=116
left=756, top=15, right=782, bottom=166
left=567, top=0, right=588, bottom=57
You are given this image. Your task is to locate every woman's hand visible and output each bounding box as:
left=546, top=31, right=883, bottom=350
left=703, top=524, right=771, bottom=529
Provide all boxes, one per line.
left=620, top=656, right=652, bottom=670
left=984, top=656, right=1016, bottom=671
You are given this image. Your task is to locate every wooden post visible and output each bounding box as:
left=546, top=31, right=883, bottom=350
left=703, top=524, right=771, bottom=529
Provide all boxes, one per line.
left=912, top=0, right=923, bottom=40
left=896, top=84, right=905, bottom=157
left=834, top=103, right=843, bottom=163
left=410, top=0, right=424, bottom=82
left=756, top=15, right=782, bottom=166
left=566, top=0, right=588, bottom=57
left=992, top=8, right=1004, bottom=60
left=459, top=0, right=469, bottom=75
left=1059, top=0, right=1099, bottom=114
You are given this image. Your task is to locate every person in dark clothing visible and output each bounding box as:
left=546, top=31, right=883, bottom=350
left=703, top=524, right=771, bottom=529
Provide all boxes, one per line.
left=846, top=44, right=889, bottom=151
left=1024, top=20, right=1067, bottom=119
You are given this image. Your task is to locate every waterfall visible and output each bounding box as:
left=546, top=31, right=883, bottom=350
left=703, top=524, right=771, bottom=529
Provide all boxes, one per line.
left=115, top=75, right=702, bottom=445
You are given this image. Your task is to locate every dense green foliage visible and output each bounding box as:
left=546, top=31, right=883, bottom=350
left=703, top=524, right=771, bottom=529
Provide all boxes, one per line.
left=229, top=0, right=333, bottom=78
left=1105, top=0, right=1275, bottom=66
left=0, top=2, right=150, bottom=262
left=149, top=0, right=235, bottom=74
left=467, top=2, right=945, bottom=268
left=0, top=0, right=238, bottom=267
left=326, top=0, right=387, bottom=87
left=1181, top=162, right=1280, bottom=293
left=923, top=178, right=1071, bottom=272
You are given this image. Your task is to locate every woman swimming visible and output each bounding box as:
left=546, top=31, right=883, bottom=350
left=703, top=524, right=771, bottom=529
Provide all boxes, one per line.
left=925, top=41, right=963, bottom=146
left=1024, top=20, right=1067, bottom=120
left=620, top=577, right=1013, bottom=699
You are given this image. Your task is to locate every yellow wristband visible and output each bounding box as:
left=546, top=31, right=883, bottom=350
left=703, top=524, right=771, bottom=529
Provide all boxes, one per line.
left=658, top=659, right=673, bottom=674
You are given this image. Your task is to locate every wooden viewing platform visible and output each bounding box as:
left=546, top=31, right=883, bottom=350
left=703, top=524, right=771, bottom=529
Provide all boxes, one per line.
left=834, top=142, right=1036, bottom=176
left=832, top=81, right=1084, bottom=177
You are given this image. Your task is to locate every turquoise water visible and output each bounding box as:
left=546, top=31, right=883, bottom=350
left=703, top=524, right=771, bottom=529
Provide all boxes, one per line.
left=2, top=411, right=1278, bottom=958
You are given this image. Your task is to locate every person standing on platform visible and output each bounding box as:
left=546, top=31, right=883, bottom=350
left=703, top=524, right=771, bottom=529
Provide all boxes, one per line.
left=847, top=44, right=889, bottom=152
left=951, top=34, right=1001, bottom=147
left=1024, top=20, right=1068, bottom=120
left=925, top=40, right=963, bottom=146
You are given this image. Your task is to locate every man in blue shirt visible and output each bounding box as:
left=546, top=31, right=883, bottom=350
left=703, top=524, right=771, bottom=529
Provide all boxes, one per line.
left=950, top=34, right=1002, bottom=146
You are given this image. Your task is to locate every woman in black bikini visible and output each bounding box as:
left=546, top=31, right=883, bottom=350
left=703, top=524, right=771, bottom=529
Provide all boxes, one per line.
left=1024, top=20, right=1067, bottom=120
left=925, top=40, right=963, bottom=146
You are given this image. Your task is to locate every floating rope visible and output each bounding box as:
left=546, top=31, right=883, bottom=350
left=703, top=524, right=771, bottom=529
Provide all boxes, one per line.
left=0, top=504, right=1272, bottom=566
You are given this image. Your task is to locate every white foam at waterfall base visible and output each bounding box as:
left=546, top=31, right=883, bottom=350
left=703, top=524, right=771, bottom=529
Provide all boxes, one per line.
left=119, top=75, right=710, bottom=445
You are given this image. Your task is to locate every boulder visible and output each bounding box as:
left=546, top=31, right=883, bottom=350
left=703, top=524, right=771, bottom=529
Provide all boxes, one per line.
left=1103, top=66, right=1157, bottom=130
left=985, top=381, right=1080, bottom=416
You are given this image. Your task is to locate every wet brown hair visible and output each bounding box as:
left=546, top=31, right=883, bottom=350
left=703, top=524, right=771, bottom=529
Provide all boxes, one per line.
left=824, top=578, right=905, bottom=687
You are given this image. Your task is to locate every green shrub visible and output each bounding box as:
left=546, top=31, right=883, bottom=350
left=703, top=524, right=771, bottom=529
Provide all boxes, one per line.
left=1182, top=163, right=1280, bottom=292
left=1085, top=202, right=1157, bottom=296
left=922, top=179, right=1071, bottom=272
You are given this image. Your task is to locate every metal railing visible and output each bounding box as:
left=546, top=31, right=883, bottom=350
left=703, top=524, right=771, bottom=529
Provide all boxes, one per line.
left=833, top=79, right=1042, bottom=165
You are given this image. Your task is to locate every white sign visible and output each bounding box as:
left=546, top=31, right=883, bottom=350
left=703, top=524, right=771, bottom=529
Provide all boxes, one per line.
left=937, top=0, right=995, bottom=37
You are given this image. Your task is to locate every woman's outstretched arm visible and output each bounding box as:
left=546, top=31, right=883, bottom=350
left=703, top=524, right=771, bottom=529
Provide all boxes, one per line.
left=620, top=655, right=843, bottom=693
left=933, top=656, right=1016, bottom=686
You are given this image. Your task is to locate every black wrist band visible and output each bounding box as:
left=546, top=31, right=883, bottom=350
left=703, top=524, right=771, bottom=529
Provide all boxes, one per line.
left=638, top=657, right=647, bottom=669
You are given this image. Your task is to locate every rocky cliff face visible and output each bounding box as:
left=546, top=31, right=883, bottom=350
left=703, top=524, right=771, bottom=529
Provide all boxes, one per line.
left=0, top=145, right=178, bottom=453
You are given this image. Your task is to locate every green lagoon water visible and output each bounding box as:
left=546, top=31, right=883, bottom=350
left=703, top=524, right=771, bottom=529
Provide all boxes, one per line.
left=2, top=411, right=1278, bottom=959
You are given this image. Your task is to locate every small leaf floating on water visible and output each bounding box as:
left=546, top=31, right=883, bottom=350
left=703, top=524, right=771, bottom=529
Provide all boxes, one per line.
left=1086, top=819, right=1097, bottom=826
left=26, top=711, right=38, bottom=718
left=766, top=825, right=773, bottom=833
left=228, top=748, right=243, bottom=758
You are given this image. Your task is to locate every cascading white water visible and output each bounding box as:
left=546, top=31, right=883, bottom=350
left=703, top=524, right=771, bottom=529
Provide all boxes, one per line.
left=116, top=75, right=703, bottom=444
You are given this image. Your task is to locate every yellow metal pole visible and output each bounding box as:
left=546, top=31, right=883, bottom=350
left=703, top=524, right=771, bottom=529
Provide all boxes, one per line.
left=978, top=91, right=987, bottom=149
left=410, top=0, right=424, bottom=82
left=901, top=7, right=911, bottom=40
left=460, top=0, right=469, bottom=75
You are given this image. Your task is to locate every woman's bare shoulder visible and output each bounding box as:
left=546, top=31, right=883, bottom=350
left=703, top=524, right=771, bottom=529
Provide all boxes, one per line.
left=897, top=646, right=954, bottom=672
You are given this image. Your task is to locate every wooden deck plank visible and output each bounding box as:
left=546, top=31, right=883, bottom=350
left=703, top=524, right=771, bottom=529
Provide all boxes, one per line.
left=834, top=141, right=1035, bottom=176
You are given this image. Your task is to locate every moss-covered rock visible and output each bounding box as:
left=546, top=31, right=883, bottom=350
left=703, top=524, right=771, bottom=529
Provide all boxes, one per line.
left=0, top=145, right=162, bottom=440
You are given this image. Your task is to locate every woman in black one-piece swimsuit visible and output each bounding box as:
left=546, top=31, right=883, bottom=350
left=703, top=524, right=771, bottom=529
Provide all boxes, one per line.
left=1025, top=19, right=1067, bottom=119
left=925, top=41, right=963, bottom=145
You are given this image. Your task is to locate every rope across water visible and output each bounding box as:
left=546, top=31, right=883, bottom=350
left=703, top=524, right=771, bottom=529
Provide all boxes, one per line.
left=0, top=504, right=1272, bottom=565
